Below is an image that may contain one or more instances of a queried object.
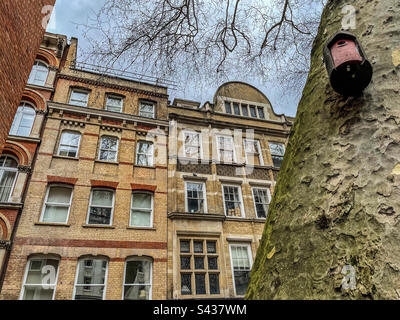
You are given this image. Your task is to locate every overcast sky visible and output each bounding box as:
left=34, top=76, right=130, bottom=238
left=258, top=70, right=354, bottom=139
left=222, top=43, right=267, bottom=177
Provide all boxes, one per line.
left=47, top=0, right=303, bottom=117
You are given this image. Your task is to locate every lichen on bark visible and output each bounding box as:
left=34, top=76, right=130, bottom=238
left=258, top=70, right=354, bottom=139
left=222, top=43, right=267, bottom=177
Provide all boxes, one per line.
left=246, top=0, right=400, bottom=299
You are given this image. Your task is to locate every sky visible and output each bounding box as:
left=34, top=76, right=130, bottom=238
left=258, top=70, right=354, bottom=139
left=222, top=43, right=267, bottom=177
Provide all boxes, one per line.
left=47, top=0, right=303, bottom=117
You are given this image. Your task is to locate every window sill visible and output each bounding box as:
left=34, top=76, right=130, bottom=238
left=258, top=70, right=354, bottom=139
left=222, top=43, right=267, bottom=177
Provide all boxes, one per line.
left=94, top=160, right=119, bottom=165
left=34, top=222, right=70, bottom=227
left=126, top=226, right=156, bottom=231
left=53, top=155, right=79, bottom=161
left=82, top=224, right=116, bottom=229
left=134, top=165, right=155, bottom=169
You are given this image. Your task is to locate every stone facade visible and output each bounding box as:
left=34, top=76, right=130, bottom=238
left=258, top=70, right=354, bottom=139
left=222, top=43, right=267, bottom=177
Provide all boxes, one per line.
left=0, top=33, right=293, bottom=300
left=167, top=82, right=293, bottom=299
left=0, top=0, right=55, bottom=154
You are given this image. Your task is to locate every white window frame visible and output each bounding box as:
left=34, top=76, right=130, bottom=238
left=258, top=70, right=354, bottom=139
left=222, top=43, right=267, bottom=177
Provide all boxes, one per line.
left=184, top=181, right=208, bottom=214
left=19, top=255, right=60, bottom=300
left=98, top=136, right=119, bottom=162
left=130, top=191, right=154, bottom=228
left=27, top=60, right=49, bottom=86
left=122, top=257, right=153, bottom=300
left=221, top=184, right=245, bottom=218
left=72, top=257, right=109, bottom=300
left=86, top=188, right=115, bottom=226
left=182, top=130, right=202, bottom=159
left=229, top=243, right=253, bottom=297
left=105, top=95, right=123, bottom=113
left=69, top=89, right=89, bottom=107
left=39, top=184, right=73, bottom=224
left=136, top=141, right=154, bottom=167
left=216, top=135, right=236, bottom=163
left=9, top=102, right=36, bottom=137
left=269, top=142, right=286, bottom=168
left=57, top=131, right=81, bottom=158
left=251, top=187, right=271, bottom=219
left=0, top=155, right=19, bottom=203
left=139, top=101, right=155, bottom=118
left=243, top=139, right=264, bottom=166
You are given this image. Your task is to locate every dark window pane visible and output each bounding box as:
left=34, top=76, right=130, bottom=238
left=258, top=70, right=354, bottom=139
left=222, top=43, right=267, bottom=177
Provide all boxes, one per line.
left=180, top=240, right=190, bottom=253
left=256, top=204, right=268, bottom=218
left=225, top=102, right=232, bottom=114
left=241, top=105, right=249, bottom=117
left=208, top=257, right=218, bottom=270
left=194, top=241, right=203, bottom=253
left=88, top=207, right=112, bottom=225
left=180, top=256, right=191, bottom=270
left=233, top=271, right=250, bottom=296
left=207, top=241, right=217, bottom=254
left=209, top=274, right=220, bottom=294
left=233, top=103, right=240, bottom=115
left=250, top=106, right=257, bottom=117
left=181, top=274, right=192, bottom=295
left=258, top=107, right=265, bottom=119
left=272, top=156, right=283, bottom=168
left=194, top=257, right=204, bottom=270
left=195, top=274, right=206, bottom=295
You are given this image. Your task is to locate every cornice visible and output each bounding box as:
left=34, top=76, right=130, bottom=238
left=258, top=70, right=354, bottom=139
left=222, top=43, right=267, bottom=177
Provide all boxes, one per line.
left=57, top=73, right=169, bottom=99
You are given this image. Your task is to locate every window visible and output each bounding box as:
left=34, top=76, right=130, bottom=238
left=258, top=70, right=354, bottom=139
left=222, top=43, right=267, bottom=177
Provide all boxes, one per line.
left=40, top=185, right=73, bottom=224
left=217, top=136, right=235, bottom=163
left=233, top=103, right=240, bottom=115
left=73, top=258, right=108, bottom=300
left=20, top=256, right=59, bottom=300
left=139, top=101, right=155, bottom=118
left=0, top=155, right=18, bottom=202
left=241, top=105, right=249, bottom=117
left=27, top=61, right=49, bottom=86
left=179, top=239, right=220, bottom=297
left=252, top=188, right=271, bottom=219
left=185, top=182, right=206, bottom=213
left=136, top=141, right=154, bottom=166
left=244, top=139, right=263, bottom=166
left=269, top=142, right=285, bottom=168
left=183, top=131, right=201, bottom=159
left=69, top=90, right=89, bottom=107
left=222, top=185, right=244, bottom=218
left=130, top=192, right=153, bottom=227
left=123, top=258, right=152, bottom=300
left=9, top=102, right=36, bottom=137
left=249, top=105, right=257, bottom=118
left=98, top=136, right=118, bottom=162
left=257, top=107, right=265, bottom=119
left=57, top=131, right=81, bottom=157
left=225, top=102, right=232, bottom=114
left=106, top=96, right=123, bottom=113
left=87, top=189, right=114, bottom=225
left=230, top=244, right=252, bottom=296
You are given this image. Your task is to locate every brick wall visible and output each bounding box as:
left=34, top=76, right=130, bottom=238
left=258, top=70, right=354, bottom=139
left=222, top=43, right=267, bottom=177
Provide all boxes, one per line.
left=0, top=0, right=55, bottom=153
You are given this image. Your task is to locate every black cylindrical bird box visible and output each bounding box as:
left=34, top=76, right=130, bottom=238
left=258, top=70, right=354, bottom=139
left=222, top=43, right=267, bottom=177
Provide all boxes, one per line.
left=323, top=31, right=373, bottom=96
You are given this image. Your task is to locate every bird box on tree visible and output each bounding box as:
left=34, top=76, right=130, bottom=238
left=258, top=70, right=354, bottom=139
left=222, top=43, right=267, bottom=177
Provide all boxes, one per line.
left=323, top=31, right=373, bottom=96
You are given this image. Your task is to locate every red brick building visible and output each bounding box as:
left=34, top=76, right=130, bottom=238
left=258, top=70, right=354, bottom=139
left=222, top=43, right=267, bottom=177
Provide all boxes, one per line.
left=0, top=0, right=56, bottom=154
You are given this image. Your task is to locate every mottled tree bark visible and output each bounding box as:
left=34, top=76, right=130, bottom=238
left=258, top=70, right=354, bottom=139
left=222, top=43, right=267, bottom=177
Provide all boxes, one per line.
left=247, top=0, right=400, bottom=299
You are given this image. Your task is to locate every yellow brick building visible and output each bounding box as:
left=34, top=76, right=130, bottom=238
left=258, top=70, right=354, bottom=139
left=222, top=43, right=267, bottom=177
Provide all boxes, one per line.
left=0, top=33, right=293, bottom=300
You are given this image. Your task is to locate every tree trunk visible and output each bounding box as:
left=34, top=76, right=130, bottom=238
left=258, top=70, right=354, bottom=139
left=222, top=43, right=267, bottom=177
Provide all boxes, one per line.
left=246, top=0, right=400, bottom=299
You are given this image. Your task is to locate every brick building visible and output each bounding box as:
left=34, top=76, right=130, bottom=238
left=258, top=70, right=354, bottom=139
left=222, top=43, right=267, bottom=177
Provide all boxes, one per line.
left=0, top=33, right=293, bottom=300
left=0, top=36, right=169, bottom=300
left=167, top=83, right=293, bottom=299
left=0, top=32, right=67, bottom=289
left=0, top=0, right=55, bottom=154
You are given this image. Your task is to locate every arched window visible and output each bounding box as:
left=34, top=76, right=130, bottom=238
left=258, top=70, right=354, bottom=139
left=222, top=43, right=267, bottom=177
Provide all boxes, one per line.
left=0, top=155, right=18, bottom=202
left=20, top=255, right=60, bottom=300
left=73, top=257, right=108, bottom=300
left=123, top=257, right=152, bottom=300
left=9, top=102, right=36, bottom=137
left=27, top=61, right=49, bottom=86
